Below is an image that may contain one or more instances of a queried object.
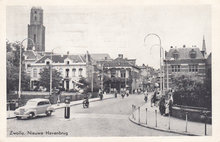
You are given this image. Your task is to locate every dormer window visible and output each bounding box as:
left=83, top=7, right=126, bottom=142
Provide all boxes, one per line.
left=46, top=61, right=50, bottom=65
left=172, top=50, right=179, bottom=60
left=189, top=49, right=197, bottom=58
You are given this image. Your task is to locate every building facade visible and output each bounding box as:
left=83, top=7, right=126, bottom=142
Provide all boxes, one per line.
left=29, top=53, right=92, bottom=91
left=164, top=38, right=208, bottom=90
left=101, top=54, right=141, bottom=93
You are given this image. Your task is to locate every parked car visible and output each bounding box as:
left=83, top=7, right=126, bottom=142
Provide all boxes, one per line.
left=14, top=98, right=55, bottom=119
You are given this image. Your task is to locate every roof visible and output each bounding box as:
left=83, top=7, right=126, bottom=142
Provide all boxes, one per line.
left=35, top=54, right=86, bottom=63
left=23, top=50, right=36, bottom=60
left=103, top=57, right=140, bottom=70
left=165, top=47, right=205, bottom=60
left=90, top=54, right=112, bottom=61
left=207, top=53, right=211, bottom=65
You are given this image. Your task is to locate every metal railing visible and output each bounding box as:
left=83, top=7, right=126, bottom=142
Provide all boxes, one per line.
left=131, top=104, right=209, bottom=136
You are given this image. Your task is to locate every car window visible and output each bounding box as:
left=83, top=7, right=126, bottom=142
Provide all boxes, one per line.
left=37, top=102, right=45, bottom=106
left=44, top=101, right=50, bottom=105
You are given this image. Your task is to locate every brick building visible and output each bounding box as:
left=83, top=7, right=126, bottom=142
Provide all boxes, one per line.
left=163, top=37, right=208, bottom=90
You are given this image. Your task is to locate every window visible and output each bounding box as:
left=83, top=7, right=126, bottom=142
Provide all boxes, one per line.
left=121, top=70, right=126, bottom=78
left=44, top=101, right=50, bottom=105
left=189, top=49, right=197, bottom=58
left=171, top=65, right=180, bottom=72
left=111, top=70, right=116, bottom=78
left=34, top=34, right=36, bottom=42
left=46, top=61, right=50, bottom=65
left=33, top=68, right=37, bottom=77
left=189, top=64, right=198, bottom=72
left=79, top=68, right=83, bottom=76
left=37, top=102, right=45, bottom=106
left=67, top=61, right=70, bottom=65
left=34, top=16, right=37, bottom=21
left=72, top=68, right=76, bottom=77
left=172, top=50, right=179, bottom=60
left=66, top=69, right=69, bottom=77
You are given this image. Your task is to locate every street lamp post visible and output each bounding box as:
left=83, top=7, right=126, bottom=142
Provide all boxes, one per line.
left=49, top=51, right=53, bottom=96
left=101, top=63, right=104, bottom=91
left=144, top=33, right=163, bottom=95
left=49, top=47, right=60, bottom=96
left=149, top=44, right=165, bottom=92
left=18, top=38, right=35, bottom=105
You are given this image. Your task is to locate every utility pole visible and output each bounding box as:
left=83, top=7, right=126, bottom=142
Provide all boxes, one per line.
left=91, top=65, right=94, bottom=92
left=18, top=38, right=35, bottom=106
left=101, top=63, right=104, bottom=91
left=49, top=51, right=53, bottom=96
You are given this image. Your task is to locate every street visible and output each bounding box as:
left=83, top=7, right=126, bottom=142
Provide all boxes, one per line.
left=7, top=94, right=181, bottom=137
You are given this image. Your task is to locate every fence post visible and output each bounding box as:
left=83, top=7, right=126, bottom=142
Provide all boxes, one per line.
left=185, top=112, right=188, bottom=132
left=168, top=113, right=170, bottom=130
left=204, top=112, right=207, bottom=136
left=146, top=108, right=148, bottom=125
left=155, top=109, right=157, bottom=127
left=138, top=106, right=140, bottom=124
left=132, top=105, right=134, bottom=119
left=134, top=105, right=136, bottom=120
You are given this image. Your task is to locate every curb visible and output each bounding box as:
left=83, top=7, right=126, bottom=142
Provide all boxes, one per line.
left=7, top=96, right=115, bottom=119
left=54, top=96, right=115, bottom=110
left=128, top=110, right=198, bottom=136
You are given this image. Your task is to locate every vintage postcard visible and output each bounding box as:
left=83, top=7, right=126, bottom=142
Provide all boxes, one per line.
left=1, top=0, right=220, bottom=142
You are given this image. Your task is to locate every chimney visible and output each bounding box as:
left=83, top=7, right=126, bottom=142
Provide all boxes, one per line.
left=67, top=51, right=69, bottom=55
left=118, top=54, right=123, bottom=59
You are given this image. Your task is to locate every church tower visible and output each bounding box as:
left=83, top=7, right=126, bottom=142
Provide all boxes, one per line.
left=201, top=35, right=207, bottom=58
left=27, top=7, right=45, bottom=51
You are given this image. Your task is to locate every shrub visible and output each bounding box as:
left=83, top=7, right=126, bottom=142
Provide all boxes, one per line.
left=172, top=73, right=211, bottom=109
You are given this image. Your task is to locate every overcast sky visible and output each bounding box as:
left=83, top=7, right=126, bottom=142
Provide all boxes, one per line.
left=6, top=5, right=211, bottom=68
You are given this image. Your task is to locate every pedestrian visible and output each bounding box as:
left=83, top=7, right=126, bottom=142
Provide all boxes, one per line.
left=151, top=90, right=157, bottom=107
left=144, top=90, right=148, bottom=102
left=159, top=96, right=165, bottom=115
left=115, top=90, right=118, bottom=98
left=126, top=89, right=129, bottom=97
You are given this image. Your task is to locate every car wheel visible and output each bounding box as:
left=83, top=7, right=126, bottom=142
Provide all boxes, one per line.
left=46, top=110, right=52, bottom=116
left=28, top=112, right=35, bottom=119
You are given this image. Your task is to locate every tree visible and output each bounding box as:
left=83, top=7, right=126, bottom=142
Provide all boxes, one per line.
left=6, top=41, right=30, bottom=93
left=171, top=73, right=211, bottom=109
left=39, top=67, right=63, bottom=91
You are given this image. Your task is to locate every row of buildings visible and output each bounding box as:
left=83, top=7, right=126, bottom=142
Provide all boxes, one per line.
left=21, top=7, right=211, bottom=93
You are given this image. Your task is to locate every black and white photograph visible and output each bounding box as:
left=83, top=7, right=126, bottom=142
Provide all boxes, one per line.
left=1, top=0, right=220, bottom=140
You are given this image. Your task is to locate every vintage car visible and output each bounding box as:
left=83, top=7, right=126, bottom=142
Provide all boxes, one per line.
left=14, top=98, right=55, bottom=119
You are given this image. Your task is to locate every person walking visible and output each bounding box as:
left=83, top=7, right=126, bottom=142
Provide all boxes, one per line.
left=144, top=90, right=148, bottom=102
left=151, top=89, right=157, bottom=107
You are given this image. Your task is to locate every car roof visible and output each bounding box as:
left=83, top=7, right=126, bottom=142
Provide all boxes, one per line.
left=28, top=98, right=50, bottom=102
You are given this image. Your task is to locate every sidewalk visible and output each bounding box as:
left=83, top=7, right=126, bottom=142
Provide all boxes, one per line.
left=7, top=94, right=114, bottom=119
left=129, top=99, right=212, bottom=136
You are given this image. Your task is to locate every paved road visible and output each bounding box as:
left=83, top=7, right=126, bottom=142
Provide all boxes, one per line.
left=7, top=94, right=181, bottom=137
